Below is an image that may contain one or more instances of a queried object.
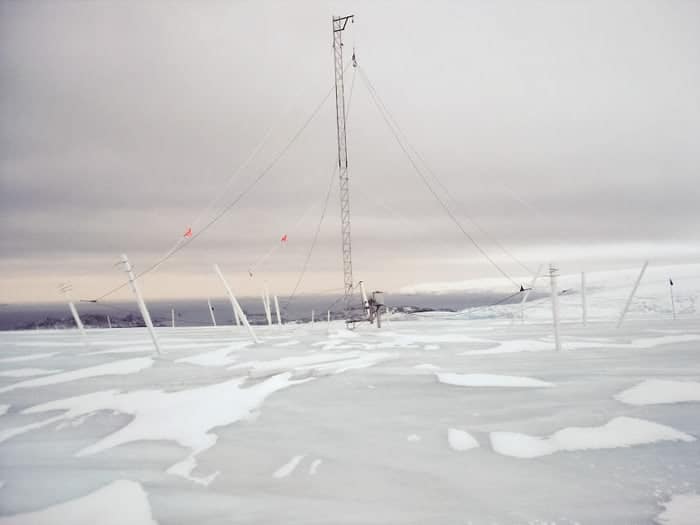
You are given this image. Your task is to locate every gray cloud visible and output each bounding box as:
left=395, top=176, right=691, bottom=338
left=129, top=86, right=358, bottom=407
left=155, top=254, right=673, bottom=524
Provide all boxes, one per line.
left=2, top=0, right=699, bottom=302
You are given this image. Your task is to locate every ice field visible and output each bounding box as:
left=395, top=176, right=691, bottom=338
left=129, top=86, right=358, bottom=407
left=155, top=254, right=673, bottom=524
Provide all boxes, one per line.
left=1, top=266, right=700, bottom=524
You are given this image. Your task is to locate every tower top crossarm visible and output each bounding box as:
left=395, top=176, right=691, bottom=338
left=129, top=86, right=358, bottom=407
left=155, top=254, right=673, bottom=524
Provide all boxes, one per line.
left=333, top=15, right=353, bottom=32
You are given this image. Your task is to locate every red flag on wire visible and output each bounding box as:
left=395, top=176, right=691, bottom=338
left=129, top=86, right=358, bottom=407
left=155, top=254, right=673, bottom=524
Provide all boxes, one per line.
left=184, top=227, right=192, bottom=238
left=280, top=234, right=288, bottom=243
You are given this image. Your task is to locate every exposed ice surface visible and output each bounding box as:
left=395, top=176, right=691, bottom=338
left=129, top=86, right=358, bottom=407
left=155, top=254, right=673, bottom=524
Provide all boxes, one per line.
left=1, top=287, right=700, bottom=524
left=0, top=480, right=157, bottom=525
left=20, top=372, right=308, bottom=485
left=437, top=372, right=553, bottom=388
left=616, top=379, right=700, bottom=406
left=175, top=340, right=252, bottom=367
left=0, top=357, right=153, bottom=394
left=447, top=428, right=479, bottom=451
left=654, top=493, right=700, bottom=525
left=491, top=417, right=695, bottom=458
left=0, top=352, right=58, bottom=364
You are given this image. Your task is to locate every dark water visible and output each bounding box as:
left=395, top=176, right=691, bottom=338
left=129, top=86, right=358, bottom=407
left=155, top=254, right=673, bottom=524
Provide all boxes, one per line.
left=0, top=290, right=535, bottom=331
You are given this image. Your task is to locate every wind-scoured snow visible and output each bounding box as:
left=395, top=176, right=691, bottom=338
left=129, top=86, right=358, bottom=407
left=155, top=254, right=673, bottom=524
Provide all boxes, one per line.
left=0, top=480, right=157, bottom=525
left=654, top=493, right=700, bottom=525
left=616, top=379, right=700, bottom=406
left=20, top=372, right=308, bottom=485
left=437, top=372, right=553, bottom=388
left=0, top=404, right=8, bottom=417
left=231, top=351, right=395, bottom=379
left=490, top=417, right=695, bottom=458
left=0, top=352, right=58, bottom=364
left=447, top=429, right=479, bottom=451
left=175, top=341, right=252, bottom=367
left=0, top=415, right=65, bottom=445
left=0, top=368, right=61, bottom=378
left=2, top=280, right=700, bottom=524
left=460, top=339, right=552, bottom=355
left=0, top=358, right=153, bottom=394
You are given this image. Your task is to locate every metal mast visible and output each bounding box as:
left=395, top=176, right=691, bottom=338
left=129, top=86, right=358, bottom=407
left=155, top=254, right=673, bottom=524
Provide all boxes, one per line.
left=332, top=14, right=354, bottom=319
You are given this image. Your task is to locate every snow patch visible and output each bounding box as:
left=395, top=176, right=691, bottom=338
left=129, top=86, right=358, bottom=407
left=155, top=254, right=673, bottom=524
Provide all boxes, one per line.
left=447, top=428, right=479, bottom=451
left=655, top=493, right=700, bottom=525
left=616, top=379, right=700, bottom=406
left=0, top=480, right=157, bottom=525
left=413, top=364, right=440, bottom=371
left=0, top=404, right=8, bottom=417
left=437, top=372, right=553, bottom=388
left=308, top=458, right=322, bottom=475
left=273, top=455, right=305, bottom=478
left=490, top=417, right=695, bottom=458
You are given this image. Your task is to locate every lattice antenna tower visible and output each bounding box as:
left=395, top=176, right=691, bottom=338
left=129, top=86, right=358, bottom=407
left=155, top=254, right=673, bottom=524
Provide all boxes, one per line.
left=332, top=14, right=355, bottom=320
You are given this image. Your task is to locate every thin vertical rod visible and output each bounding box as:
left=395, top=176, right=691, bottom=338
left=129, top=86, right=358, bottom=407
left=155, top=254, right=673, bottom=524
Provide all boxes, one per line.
left=549, top=263, right=562, bottom=352
left=669, top=279, right=676, bottom=320
left=171, top=307, right=175, bottom=328
left=581, top=272, right=587, bottom=326
left=121, top=253, right=161, bottom=355
left=617, top=261, right=649, bottom=328
left=263, top=285, right=272, bottom=326
left=274, top=295, right=282, bottom=326
left=207, top=298, right=217, bottom=326
left=107, top=315, right=112, bottom=329
left=519, top=264, right=543, bottom=323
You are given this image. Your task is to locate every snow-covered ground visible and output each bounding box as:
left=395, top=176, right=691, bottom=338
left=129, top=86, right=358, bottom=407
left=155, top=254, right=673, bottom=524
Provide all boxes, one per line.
left=1, top=266, right=699, bottom=524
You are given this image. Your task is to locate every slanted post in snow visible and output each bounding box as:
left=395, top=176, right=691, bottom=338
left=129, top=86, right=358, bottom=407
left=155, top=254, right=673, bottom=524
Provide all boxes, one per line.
left=617, top=260, right=649, bottom=328
left=274, top=295, right=282, bottom=326
left=120, top=254, right=161, bottom=356
left=207, top=298, right=217, bottom=326
left=327, top=309, right=331, bottom=332
left=669, top=278, right=676, bottom=320
left=233, top=300, right=241, bottom=326
left=213, top=264, right=259, bottom=343
left=581, top=272, right=587, bottom=327
left=107, top=315, right=112, bottom=329
left=549, top=263, right=562, bottom=352
left=262, top=285, right=272, bottom=326
left=171, top=307, right=175, bottom=328
left=311, top=309, right=315, bottom=325
left=519, top=264, right=543, bottom=323
left=59, top=283, right=88, bottom=342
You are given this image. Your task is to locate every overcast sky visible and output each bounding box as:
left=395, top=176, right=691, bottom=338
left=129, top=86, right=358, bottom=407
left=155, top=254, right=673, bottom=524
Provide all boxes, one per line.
left=1, top=0, right=699, bottom=303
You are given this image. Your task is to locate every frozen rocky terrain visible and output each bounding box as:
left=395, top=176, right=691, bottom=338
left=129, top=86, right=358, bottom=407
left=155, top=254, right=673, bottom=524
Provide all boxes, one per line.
left=0, top=265, right=699, bottom=524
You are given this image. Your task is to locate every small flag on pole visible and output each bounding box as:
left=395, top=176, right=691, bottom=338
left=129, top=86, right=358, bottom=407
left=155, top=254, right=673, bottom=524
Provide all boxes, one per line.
left=280, top=234, right=288, bottom=243
left=184, top=227, right=192, bottom=238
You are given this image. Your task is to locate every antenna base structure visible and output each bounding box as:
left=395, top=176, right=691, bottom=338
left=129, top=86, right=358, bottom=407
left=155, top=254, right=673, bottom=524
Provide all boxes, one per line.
left=332, top=14, right=355, bottom=322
